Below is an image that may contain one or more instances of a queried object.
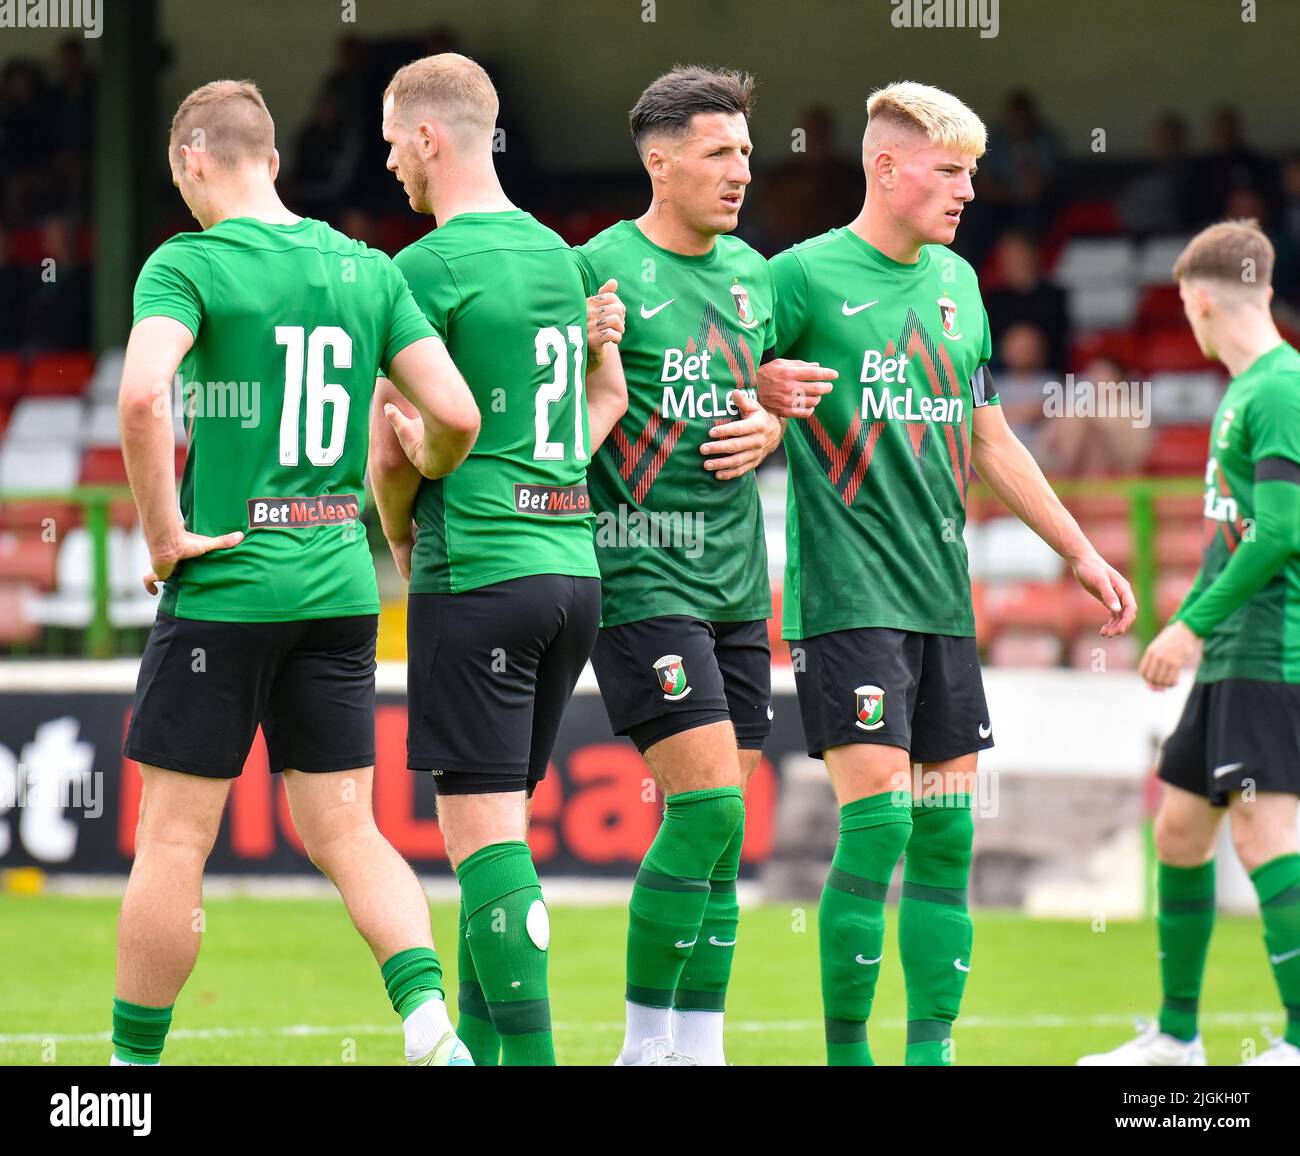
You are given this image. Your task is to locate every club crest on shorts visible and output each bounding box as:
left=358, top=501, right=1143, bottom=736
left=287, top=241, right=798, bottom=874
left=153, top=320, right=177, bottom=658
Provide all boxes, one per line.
left=854, top=684, right=885, bottom=730
left=938, top=296, right=961, bottom=340
left=654, top=654, right=691, bottom=700
left=730, top=280, right=759, bottom=329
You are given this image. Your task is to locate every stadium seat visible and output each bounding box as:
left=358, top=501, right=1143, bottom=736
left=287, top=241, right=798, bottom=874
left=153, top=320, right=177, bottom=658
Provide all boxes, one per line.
left=1136, top=236, right=1193, bottom=285
left=1149, top=372, right=1223, bottom=424
left=1155, top=521, right=1207, bottom=568
left=0, top=443, right=80, bottom=492
left=25, top=526, right=94, bottom=628
left=110, top=528, right=159, bottom=627
left=80, top=446, right=128, bottom=485
left=981, top=580, right=1070, bottom=634
left=1052, top=238, right=1137, bottom=290
left=1157, top=569, right=1199, bottom=620
left=0, top=581, right=41, bottom=644
left=5, top=397, right=84, bottom=446
left=0, top=353, right=22, bottom=405
left=988, top=630, right=1062, bottom=667
left=25, top=352, right=97, bottom=397
left=1068, top=329, right=1138, bottom=374
left=1140, top=328, right=1214, bottom=374
left=0, top=530, right=58, bottom=589
left=84, top=401, right=122, bottom=447
left=1135, top=284, right=1186, bottom=329
left=1153, top=492, right=1204, bottom=522
left=1062, top=491, right=1132, bottom=521
left=972, top=516, right=1064, bottom=581
left=1146, top=426, right=1211, bottom=476
left=87, top=349, right=124, bottom=401
left=1065, top=284, right=1139, bottom=333
left=1078, top=519, right=1132, bottom=568
left=1040, top=201, right=1125, bottom=269
left=0, top=499, right=78, bottom=532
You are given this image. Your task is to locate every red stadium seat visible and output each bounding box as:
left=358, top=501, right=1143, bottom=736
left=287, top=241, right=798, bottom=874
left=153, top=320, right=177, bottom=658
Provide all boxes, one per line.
left=1155, top=522, right=1207, bottom=568
left=1140, top=329, right=1214, bottom=374
left=0, top=531, right=58, bottom=590
left=1078, top=519, right=1132, bottom=568
left=0, top=500, right=79, bottom=532
left=0, top=354, right=22, bottom=404
left=1063, top=491, right=1132, bottom=521
left=1146, top=425, right=1211, bottom=476
left=1041, top=200, right=1125, bottom=270
left=988, top=630, right=1062, bottom=667
left=1157, top=569, right=1200, bottom=621
left=25, top=352, right=97, bottom=396
left=80, top=446, right=129, bottom=485
left=981, top=579, right=1073, bottom=636
left=1153, top=492, right=1205, bottom=523
left=0, top=581, right=40, bottom=644
left=1068, top=329, right=1138, bottom=374
left=1135, top=285, right=1185, bottom=330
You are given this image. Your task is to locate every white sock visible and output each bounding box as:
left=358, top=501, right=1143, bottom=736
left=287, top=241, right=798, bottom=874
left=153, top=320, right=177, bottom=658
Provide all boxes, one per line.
left=671, top=1009, right=726, bottom=1065
left=110, top=1054, right=156, bottom=1066
left=618, top=1000, right=674, bottom=1064
left=403, top=995, right=454, bottom=1062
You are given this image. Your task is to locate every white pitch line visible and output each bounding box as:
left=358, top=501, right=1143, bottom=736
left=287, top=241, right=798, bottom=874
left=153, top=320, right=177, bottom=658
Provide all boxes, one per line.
left=0, top=1011, right=1283, bottom=1048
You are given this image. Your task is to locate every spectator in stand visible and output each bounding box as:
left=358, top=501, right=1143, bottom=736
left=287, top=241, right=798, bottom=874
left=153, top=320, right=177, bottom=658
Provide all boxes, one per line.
left=983, top=228, right=1070, bottom=372
left=291, top=84, right=364, bottom=223
left=1192, top=105, right=1274, bottom=225
left=1275, top=154, right=1300, bottom=314
left=973, top=91, right=1063, bottom=249
left=1036, top=354, right=1152, bottom=478
left=0, top=226, right=24, bottom=349
left=1118, top=112, right=1194, bottom=237
left=0, top=60, right=57, bottom=223
left=52, top=37, right=95, bottom=218
left=990, top=320, right=1057, bottom=445
left=24, top=216, right=90, bottom=351
left=756, top=105, right=860, bottom=255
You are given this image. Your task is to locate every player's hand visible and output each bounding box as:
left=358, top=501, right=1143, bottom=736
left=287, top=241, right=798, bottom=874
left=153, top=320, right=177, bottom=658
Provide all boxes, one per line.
left=701, top=391, right=783, bottom=481
left=143, top=529, right=245, bottom=595
left=1139, top=620, right=1200, bottom=690
left=385, top=402, right=436, bottom=478
left=587, top=279, right=625, bottom=367
left=756, top=358, right=837, bottom=418
left=1070, top=552, right=1137, bottom=637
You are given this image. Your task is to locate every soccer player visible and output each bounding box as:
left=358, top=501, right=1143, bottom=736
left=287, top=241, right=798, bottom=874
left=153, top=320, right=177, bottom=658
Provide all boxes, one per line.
left=1080, top=220, right=1300, bottom=1068
left=576, top=66, right=797, bottom=1066
left=759, top=81, right=1136, bottom=1066
left=115, top=81, right=481, bottom=1067
left=370, top=54, right=627, bottom=1067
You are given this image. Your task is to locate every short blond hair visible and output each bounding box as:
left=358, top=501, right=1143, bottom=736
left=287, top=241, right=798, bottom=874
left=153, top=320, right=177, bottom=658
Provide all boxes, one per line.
left=384, top=53, right=497, bottom=143
left=1173, top=218, right=1274, bottom=289
left=866, top=81, right=986, bottom=155
left=169, top=80, right=274, bottom=168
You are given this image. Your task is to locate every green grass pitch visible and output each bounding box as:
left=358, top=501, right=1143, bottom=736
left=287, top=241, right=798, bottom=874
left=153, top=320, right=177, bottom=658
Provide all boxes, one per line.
left=0, top=895, right=1285, bottom=1065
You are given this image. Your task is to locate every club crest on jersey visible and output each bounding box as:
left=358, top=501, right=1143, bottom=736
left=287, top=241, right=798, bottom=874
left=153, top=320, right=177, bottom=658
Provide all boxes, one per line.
left=938, top=296, right=961, bottom=340
left=730, top=280, right=759, bottom=329
left=854, top=684, right=885, bottom=731
left=654, top=654, right=691, bottom=700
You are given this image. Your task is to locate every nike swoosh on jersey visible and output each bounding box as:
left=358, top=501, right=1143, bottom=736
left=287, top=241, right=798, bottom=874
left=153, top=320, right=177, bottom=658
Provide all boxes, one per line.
left=1269, top=946, right=1300, bottom=965
left=1212, top=761, right=1246, bottom=779
left=954, top=958, right=971, bottom=972
left=674, top=938, right=697, bottom=949
left=855, top=953, right=883, bottom=965
left=640, top=299, right=674, bottom=319
left=841, top=299, right=880, bottom=315
left=709, top=937, right=737, bottom=947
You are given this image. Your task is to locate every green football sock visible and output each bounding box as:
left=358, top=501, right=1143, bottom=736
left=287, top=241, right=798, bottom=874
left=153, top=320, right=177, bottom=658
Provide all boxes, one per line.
left=458, top=841, right=554, bottom=1066
left=111, top=997, right=173, bottom=1065
left=674, top=813, right=744, bottom=1012
left=456, top=897, right=501, bottom=1065
left=1250, top=853, right=1300, bottom=1048
left=1156, top=859, right=1216, bottom=1042
left=626, top=787, right=745, bottom=1010
left=819, top=790, right=914, bottom=1066
left=899, top=794, right=973, bottom=1066
left=380, top=946, right=445, bottom=1019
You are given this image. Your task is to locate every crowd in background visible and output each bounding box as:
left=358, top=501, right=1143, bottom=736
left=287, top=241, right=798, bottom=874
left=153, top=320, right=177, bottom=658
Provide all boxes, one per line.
left=4, top=31, right=1300, bottom=480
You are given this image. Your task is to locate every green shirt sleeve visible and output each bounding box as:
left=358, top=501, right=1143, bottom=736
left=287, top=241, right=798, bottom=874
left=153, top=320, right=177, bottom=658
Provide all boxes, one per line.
left=133, top=239, right=208, bottom=336
left=768, top=250, right=810, bottom=359
left=381, top=258, right=438, bottom=376
left=393, top=245, right=460, bottom=342
left=1179, top=479, right=1300, bottom=637
left=572, top=247, right=600, bottom=297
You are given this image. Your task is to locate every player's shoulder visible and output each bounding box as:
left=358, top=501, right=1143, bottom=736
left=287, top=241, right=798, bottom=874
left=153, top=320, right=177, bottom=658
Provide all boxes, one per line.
left=1246, top=343, right=1300, bottom=400
left=923, top=243, right=981, bottom=284
left=574, top=219, right=637, bottom=261
left=714, top=231, right=768, bottom=271
left=770, top=229, right=845, bottom=275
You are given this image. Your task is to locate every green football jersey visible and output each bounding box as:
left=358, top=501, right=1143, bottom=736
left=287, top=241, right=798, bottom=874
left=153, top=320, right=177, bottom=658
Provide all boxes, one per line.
left=1190, top=342, right=1300, bottom=683
left=395, top=210, right=601, bottom=594
left=769, top=228, right=996, bottom=640
left=577, top=221, right=774, bottom=627
left=131, top=216, right=435, bottom=622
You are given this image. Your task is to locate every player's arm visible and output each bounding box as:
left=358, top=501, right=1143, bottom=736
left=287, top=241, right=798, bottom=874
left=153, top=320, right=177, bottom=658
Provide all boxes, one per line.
left=119, top=315, right=244, bottom=594
left=701, top=391, right=785, bottom=481
left=368, top=376, right=423, bottom=579
left=384, top=336, right=481, bottom=480
left=586, top=341, right=627, bottom=452
left=971, top=397, right=1137, bottom=637
left=756, top=251, right=837, bottom=418
left=1142, top=464, right=1300, bottom=689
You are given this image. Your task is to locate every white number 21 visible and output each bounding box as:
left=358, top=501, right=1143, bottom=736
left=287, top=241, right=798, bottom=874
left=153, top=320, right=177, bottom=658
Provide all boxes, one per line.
left=275, top=325, right=352, bottom=467
left=533, top=324, right=586, bottom=462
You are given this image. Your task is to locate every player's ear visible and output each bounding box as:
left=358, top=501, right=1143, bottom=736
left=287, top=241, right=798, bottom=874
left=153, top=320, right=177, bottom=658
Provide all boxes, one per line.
left=871, top=148, right=896, bottom=189
left=268, top=148, right=281, bottom=182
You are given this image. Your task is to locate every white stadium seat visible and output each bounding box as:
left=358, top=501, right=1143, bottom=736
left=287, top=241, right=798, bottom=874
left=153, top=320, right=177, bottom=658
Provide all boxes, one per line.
left=5, top=397, right=85, bottom=446
left=0, top=443, right=80, bottom=492
left=1137, top=235, right=1193, bottom=286
left=1051, top=238, right=1137, bottom=291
